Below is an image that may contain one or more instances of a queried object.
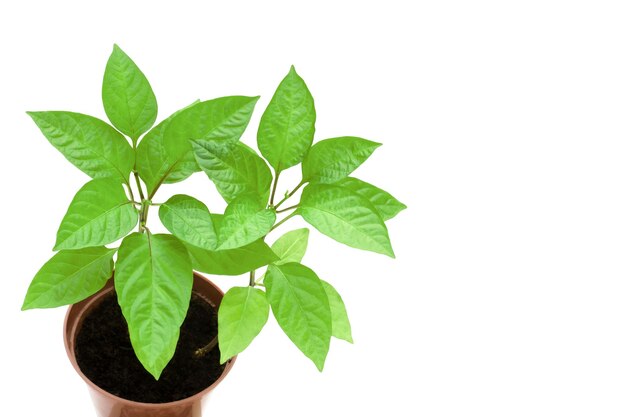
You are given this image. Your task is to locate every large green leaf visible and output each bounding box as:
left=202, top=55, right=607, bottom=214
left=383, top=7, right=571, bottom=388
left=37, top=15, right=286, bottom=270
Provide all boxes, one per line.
left=271, top=228, right=309, bottom=265
left=135, top=101, right=200, bottom=197
left=186, top=214, right=278, bottom=275
left=302, top=137, right=381, bottom=184
left=265, top=263, right=331, bottom=371
left=27, top=111, right=134, bottom=182
left=158, top=194, right=217, bottom=250
left=299, top=183, right=394, bottom=257
left=217, top=194, right=276, bottom=250
left=54, top=178, right=138, bottom=250
left=163, top=96, right=259, bottom=170
left=115, top=233, right=193, bottom=380
left=102, top=44, right=157, bottom=140
left=186, top=240, right=278, bottom=276
left=321, top=280, right=353, bottom=343
left=22, top=247, right=116, bottom=310
left=336, top=177, right=406, bottom=221
left=191, top=139, right=272, bottom=204
left=257, top=66, right=316, bottom=173
left=218, top=286, right=269, bottom=363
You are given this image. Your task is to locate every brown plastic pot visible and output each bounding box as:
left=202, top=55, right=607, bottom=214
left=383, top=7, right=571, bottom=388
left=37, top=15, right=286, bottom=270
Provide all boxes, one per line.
left=64, top=272, right=236, bottom=417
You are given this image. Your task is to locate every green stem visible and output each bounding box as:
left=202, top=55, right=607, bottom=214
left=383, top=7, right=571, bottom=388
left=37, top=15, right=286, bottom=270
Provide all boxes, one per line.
left=274, top=180, right=305, bottom=210
left=276, top=204, right=299, bottom=214
left=269, top=171, right=281, bottom=207
left=249, top=270, right=256, bottom=287
left=133, top=171, right=146, bottom=201
left=269, top=211, right=297, bottom=233
left=125, top=182, right=136, bottom=203
left=138, top=200, right=151, bottom=233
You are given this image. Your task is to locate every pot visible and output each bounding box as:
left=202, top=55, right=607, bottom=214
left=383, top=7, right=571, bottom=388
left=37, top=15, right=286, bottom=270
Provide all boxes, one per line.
left=64, top=272, right=236, bottom=417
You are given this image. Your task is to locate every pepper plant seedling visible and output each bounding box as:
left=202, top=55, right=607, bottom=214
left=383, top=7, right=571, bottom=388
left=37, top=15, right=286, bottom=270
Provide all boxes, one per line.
left=22, top=45, right=406, bottom=379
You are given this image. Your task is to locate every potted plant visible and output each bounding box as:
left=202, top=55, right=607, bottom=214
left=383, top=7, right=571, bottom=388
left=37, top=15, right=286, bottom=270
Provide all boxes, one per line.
left=22, top=45, right=406, bottom=417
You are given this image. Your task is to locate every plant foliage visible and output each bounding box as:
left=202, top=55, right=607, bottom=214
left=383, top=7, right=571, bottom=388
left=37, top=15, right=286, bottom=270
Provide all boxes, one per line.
left=22, top=45, right=405, bottom=378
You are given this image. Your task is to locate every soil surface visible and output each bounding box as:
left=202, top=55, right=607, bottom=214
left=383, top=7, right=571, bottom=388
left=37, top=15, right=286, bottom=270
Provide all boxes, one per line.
left=75, top=291, right=225, bottom=403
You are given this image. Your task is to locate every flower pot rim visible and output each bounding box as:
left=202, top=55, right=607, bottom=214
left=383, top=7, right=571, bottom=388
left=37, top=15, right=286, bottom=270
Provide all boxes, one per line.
left=63, top=271, right=236, bottom=409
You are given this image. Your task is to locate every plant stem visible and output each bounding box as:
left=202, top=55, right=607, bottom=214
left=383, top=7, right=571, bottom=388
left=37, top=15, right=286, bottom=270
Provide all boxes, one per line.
left=194, top=336, right=218, bottom=358
left=269, top=170, right=281, bottom=207
left=276, top=204, right=299, bottom=214
left=138, top=200, right=151, bottom=233
left=270, top=211, right=297, bottom=232
left=274, top=180, right=305, bottom=210
left=196, top=270, right=256, bottom=359
left=133, top=171, right=146, bottom=201
left=124, top=181, right=136, bottom=203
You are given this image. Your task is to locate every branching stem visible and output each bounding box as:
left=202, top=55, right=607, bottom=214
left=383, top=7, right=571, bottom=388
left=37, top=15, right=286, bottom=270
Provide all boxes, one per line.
left=269, top=171, right=281, bottom=207
left=133, top=171, right=146, bottom=201
left=274, top=180, right=305, bottom=210
left=270, top=211, right=297, bottom=232
left=276, top=204, right=299, bottom=214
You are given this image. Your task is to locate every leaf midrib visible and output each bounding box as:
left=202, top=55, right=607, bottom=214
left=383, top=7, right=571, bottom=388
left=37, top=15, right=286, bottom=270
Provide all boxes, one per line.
left=223, top=288, right=253, bottom=355
left=218, top=210, right=272, bottom=250
left=56, top=201, right=135, bottom=249
left=300, top=204, right=387, bottom=253
left=74, top=115, right=131, bottom=182
left=29, top=249, right=115, bottom=305
left=275, top=235, right=306, bottom=263
left=272, top=267, right=326, bottom=359
left=163, top=203, right=216, bottom=249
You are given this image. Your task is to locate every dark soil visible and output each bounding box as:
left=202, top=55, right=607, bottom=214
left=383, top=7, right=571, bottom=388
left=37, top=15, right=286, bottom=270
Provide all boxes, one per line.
left=75, top=291, right=225, bottom=403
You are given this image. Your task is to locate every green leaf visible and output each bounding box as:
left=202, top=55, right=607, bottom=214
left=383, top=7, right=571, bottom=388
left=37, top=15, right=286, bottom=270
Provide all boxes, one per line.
left=299, top=183, right=394, bottom=257
left=22, top=247, right=116, bottom=310
left=135, top=101, right=200, bottom=197
left=336, top=177, right=406, bottom=221
left=302, top=137, right=381, bottom=183
left=271, top=228, right=309, bottom=265
left=265, top=263, right=331, bottom=371
left=186, top=214, right=278, bottom=275
left=257, top=66, right=316, bottom=173
left=218, top=286, right=269, bottom=363
left=102, top=44, right=157, bottom=140
left=217, top=194, right=276, bottom=250
left=185, top=240, right=278, bottom=276
left=27, top=111, right=134, bottom=182
left=191, top=139, right=272, bottom=204
left=115, top=233, right=193, bottom=380
left=321, top=280, right=353, bottom=343
left=158, top=194, right=217, bottom=250
left=163, top=96, right=259, bottom=169
left=54, top=178, right=138, bottom=251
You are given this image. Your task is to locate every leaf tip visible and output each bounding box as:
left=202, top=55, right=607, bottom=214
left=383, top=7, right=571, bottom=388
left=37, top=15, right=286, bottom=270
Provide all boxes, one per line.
left=219, top=353, right=231, bottom=365
left=148, top=369, right=163, bottom=381
left=25, top=111, right=39, bottom=120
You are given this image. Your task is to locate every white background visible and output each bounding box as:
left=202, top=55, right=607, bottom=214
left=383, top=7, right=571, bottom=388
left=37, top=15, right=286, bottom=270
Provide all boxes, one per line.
left=1, top=1, right=626, bottom=416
